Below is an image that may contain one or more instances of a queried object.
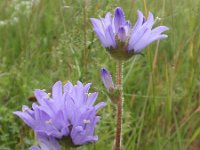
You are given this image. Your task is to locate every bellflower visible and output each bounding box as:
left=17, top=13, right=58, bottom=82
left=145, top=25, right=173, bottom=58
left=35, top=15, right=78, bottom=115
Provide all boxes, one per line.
left=14, top=81, right=106, bottom=147
left=64, top=81, right=106, bottom=145
left=90, top=7, right=169, bottom=60
left=14, top=81, right=70, bottom=139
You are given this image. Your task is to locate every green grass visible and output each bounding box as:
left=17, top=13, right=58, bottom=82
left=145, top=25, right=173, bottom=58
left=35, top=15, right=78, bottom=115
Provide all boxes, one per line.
left=0, top=0, right=200, bottom=149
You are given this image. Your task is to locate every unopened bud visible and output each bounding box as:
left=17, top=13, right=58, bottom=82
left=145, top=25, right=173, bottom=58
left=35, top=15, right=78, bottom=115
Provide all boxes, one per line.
left=100, top=68, right=114, bottom=93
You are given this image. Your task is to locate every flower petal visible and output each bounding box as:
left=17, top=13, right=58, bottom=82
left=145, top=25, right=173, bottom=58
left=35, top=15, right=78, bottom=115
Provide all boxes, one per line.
left=132, top=10, right=145, bottom=34
left=147, top=34, right=168, bottom=46
left=13, top=111, right=36, bottom=128
left=52, top=81, right=62, bottom=102
left=151, top=26, right=169, bottom=35
left=90, top=18, right=104, bottom=35
left=95, top=102, right=107, bottom=111
left=64, top=81, right=73, bottom=93
left=114, top=7, right=125, bottom=32
left=128, top=25, right=148, bottom=51
left=105, top=25, right=116, bottom=48
left=133, top=29, right=151, bottom=52
left=86, top=92, right=98, bottom=107
left=34, top=90, right=50, bottom=106
left=29, top=146, right=41, bottom=150
left=101, top=12, right=112, bottom=28
left=144, top=11, right=155, bottom=29
left=93, top=29, right=109, bottom=48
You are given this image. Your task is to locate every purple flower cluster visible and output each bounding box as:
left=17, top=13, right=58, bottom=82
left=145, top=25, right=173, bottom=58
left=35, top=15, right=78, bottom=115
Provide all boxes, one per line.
left=14, top=81, right=106, bottom=149
left=90, top=7, right=169, bottom=60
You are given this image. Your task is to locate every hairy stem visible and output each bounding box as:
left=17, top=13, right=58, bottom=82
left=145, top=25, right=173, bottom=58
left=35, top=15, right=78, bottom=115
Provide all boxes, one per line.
left=114, top=61, right=123, bottom=150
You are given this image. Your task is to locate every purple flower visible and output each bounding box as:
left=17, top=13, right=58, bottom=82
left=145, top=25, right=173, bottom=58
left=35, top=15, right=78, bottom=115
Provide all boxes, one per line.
left=64, top=81, right=106, bottom=145
left=14, top=81, right=106, bottom=147
left=14, top=81, right=69, bottom=139
left=90, top=7, right=169, bottom=60
left=100, top=68, right=114, bottom=92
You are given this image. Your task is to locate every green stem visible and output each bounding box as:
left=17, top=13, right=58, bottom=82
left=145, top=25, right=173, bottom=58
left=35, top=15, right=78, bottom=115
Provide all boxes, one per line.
left=114, top=61, right=123, bottom=150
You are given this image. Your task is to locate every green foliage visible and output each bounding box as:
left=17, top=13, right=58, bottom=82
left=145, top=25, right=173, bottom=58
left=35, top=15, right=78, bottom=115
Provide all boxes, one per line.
left=0, top=0, right=200, bottom=149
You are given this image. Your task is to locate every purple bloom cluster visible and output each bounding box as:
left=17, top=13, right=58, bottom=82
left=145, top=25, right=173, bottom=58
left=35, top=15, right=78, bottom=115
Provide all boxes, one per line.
left=90, top=7, right=169, bottom=60
left=14, top=81, right=106, bottom=149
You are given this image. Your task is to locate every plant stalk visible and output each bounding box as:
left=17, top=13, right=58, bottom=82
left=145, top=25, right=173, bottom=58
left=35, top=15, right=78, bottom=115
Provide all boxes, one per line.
left=114, top=61, right=123, bottom=150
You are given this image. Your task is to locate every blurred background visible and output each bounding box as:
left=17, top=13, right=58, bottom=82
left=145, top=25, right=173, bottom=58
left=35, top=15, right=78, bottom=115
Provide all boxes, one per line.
left=0, top=0, right=200, bottom=149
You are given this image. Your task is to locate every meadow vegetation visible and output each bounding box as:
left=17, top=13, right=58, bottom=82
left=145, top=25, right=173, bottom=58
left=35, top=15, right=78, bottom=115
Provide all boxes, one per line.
left=0, top=0, right=200, bottom=149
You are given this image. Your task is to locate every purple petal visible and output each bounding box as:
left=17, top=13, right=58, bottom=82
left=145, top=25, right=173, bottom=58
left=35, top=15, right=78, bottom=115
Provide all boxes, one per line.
left=132, top=10, right=145, bottom=34
left=145, top=11, right=155, bottom=29
left=86, top=92, right=98, bottom=107
left=105, top=25, right=116, bottom=48
left=52, top=81, right=62, bottom=102
left=29, top=146, right=40, bottom=150
left=84, top=83, right=92, bottom=94
left=22, top=105, right=34, bottom=116
left=71, top=126, right=85, bottom=145
left=93, top=29, right=109, bottom=48
left=64, top=81, right=73, bottom=93
left=147, top=34, right=168, bottom=45
left=135, top=34, right=168, bottom=53
left=65, top=96, right=77, bottom=124
left=72, top=81, right=85, bottom=106
left=52, top=110, right=69, bottom=136
left=32, top=93, right=56, bottom=116
left=90, top=18, right=104, bottom=35
left=95, top=102, right=107, bottom=111
left=101, top=12, right=112, bottom=28
left=151, top=26, right=169, bottom=35
left=91, top=16, right=116, bottom=48
left=133, top=29, right=151, bottom=52
left=128, top=25, right=149, bottom=51
left=13, top=111, right=36, bottom=128
left=114, top=7, right=125, bottom=32
left=34, top=89, right=49, bottom=106
left=84, top=135, right=98, bottom=143
left=34, top=106, right=50, bottom=122
left=77, top=81, right=83, bottom=87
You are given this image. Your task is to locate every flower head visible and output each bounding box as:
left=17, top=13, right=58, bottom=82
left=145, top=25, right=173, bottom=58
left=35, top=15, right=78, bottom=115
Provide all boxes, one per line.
left=63, top=81, right=106, bottom=145
left=90, top=7, right=169, bottom=60
left=14, top=81, right=70, bottom=139
left=14, top=81, right=106, bottom=147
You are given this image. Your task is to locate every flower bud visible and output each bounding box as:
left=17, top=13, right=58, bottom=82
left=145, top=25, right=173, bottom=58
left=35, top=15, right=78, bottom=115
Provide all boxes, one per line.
left=100, top=68, right=114, bottom=93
